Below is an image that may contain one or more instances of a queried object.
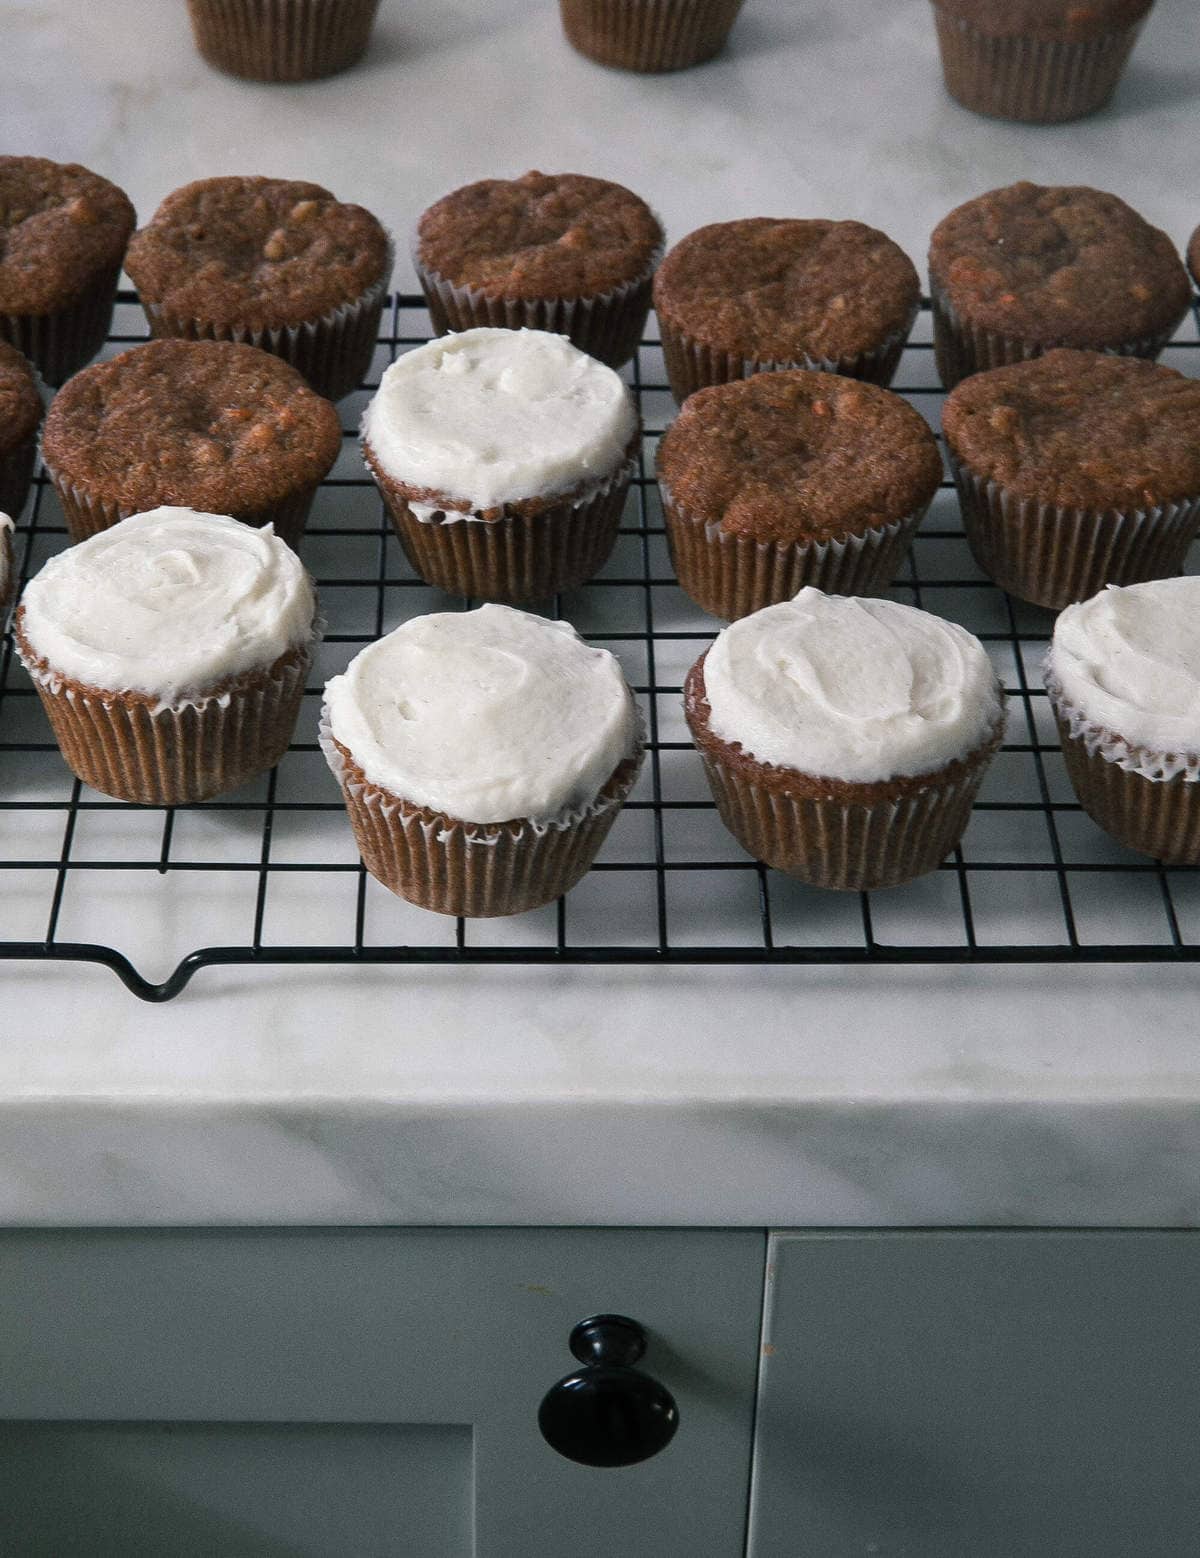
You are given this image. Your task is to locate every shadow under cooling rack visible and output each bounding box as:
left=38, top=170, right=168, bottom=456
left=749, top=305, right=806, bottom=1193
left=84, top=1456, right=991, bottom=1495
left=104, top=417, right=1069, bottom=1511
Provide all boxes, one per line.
left=1, top=291, right=1199, bottom=1000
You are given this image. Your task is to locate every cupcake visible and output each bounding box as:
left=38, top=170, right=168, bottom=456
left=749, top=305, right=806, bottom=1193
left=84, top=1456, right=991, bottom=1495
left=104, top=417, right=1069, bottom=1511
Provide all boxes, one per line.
left=943, top=350, right=1200, bottom=610
left=684, top=589, right=1006, bottom=891
left=931, top=0, right=1155, bottom=123
left=1045, top=578, right=1200, bottom=863
left=125, top=175, right=392, bottom=402
left=929, top=183, right=1191, bottom=388
left=362, top=327, right=639, bottom=602
left=652, top=218, right=920, bottom=403
left=0, top=157, right=135, bottom=386
left=414, top=171, right=663, bottom=369
left=657, top=371, right=942, bottom=621
left=0, top=513, right=15, bottom=615
left=41, top=339, right=342, bottom=549
left=1188, top=224, right=1199, bottom=290
left=559, top=0, right=745, bottom=72
left=186, top=0, right=381, bottom=81
left=14, top=507, right=318, bottom=805
left=0, top=341, right=42, bottom=521
left=321, top=604, right=644, bottom=916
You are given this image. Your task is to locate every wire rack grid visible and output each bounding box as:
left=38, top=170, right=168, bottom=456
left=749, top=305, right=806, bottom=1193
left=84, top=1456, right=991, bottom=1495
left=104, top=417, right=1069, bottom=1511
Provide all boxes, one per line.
left=2, top=290, right=1199, bottom=1001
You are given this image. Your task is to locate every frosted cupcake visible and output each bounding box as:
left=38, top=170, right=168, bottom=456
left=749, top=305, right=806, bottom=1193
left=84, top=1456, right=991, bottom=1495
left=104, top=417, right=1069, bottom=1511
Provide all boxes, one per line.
left=685, top=589, right=1006, bottom=890
left=1045, top=578, right=1200, bottom=863
left=362, top=327, right=639, bottom=601
left=321, top=604, right=644, bottom=916
left=15, top=507, right=317, bottom=805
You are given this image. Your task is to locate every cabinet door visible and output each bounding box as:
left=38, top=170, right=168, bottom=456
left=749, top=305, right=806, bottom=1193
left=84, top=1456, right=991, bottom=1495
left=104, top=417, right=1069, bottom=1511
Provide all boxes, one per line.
left=0, top=1228, right=763, bottom=1558
left=749, top=1231, right=1200, bottom=1558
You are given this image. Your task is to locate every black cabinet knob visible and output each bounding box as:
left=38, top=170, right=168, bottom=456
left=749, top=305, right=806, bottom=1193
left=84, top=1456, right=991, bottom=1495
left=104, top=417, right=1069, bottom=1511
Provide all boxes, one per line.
left=537, top=1314, right=679, bottom=1467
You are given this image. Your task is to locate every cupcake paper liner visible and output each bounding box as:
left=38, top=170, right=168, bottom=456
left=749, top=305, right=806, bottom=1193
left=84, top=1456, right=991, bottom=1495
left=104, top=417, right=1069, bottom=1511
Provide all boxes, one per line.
left=657, top=307, right=917, bottom=404
left=685, top=657, right=1004, bottom=891
left=186, top=0, right=381, bottom=82
left=660, top=480, right=930, bottom=621
left=139, top=252, right=391, bottom=404
left=0, top=261, right=124, bottom=388
left=0, top=518, right=14, bottom=616
left=931, top=7, right=1146, bottom=123
left=42, top=468, right=320, bottom=552
left=949, top=452, right=1200, bottom=611
left=1044, top=667, right=1200, bottom=863
left=16, top=615, right=314, bottom=806
left=0, top=432, right=37, bottom=523
left=415, top=245, right=661, bottom=371
left=320, top=712, right=645, bottom=917
left=930, top=278, right=1176, bottom=389
left=558, top=0, right=745, bottom=72
left=367, top=447, right=637, bottom=603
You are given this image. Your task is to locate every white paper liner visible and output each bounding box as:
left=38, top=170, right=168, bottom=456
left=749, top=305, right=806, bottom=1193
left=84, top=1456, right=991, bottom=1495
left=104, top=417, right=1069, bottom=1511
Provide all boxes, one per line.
left=187, top=0, right=381, bottom=82
left=929, top=276, right=1180, bottom=390
left=1043, top=664, right=1200, bottom=785
left=657, top=304, right=917, bottom=403
left=931, top=8, right=1147, bottom=123
left=412, top=226, right=663, bottom=370
left=319, top=703, right=646, bottom=914
left=559, top=0, right=746, bottom=72
left=138, top=236, right=394, bottom=404
left=658, top=476, right=930, bottom=621
left=949, top=452, right=1200, bottom=610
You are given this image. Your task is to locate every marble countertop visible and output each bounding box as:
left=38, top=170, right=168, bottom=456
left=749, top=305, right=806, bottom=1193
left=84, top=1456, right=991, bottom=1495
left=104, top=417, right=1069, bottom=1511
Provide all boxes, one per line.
left=4, top=0, right=1199, bottom=1229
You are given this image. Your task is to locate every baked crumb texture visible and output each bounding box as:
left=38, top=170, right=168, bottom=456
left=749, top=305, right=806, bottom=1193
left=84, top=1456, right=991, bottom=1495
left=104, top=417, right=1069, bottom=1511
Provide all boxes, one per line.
left=0, top=157, right=135, bottom=385
left=657, top=370, right=942, bottom=619
left=186, top=0, right=381, bottom=82
left=42, top=339, right=343, bottom=549
left=929, top=183, right=1191, bottom=387
left=943, top=349, right=1200, bottom=608
left=0, top=341, right=42, bottom=521
left=932, top=0, right=1153, bottom=123
left=415, top=172, right=663, bottom=368
left=126, top=176, right=391, bottom=401
left=653, top=218, right=920, bottom=401
left=558, top=0, right=745, bottom=73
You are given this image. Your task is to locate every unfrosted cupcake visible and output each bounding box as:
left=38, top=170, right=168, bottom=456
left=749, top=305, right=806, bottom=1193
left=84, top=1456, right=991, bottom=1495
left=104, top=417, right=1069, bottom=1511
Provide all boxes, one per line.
left=657, top=371, right=942, bottom=621
left=15, top=507, right=318, bottom=805
left=0, top=157, right=135, bottom=386
left=929, top=183, right=1191, bottom=387
left=684, top=589, right=1006, bottom=890
left=126, top=176, right=391, bottom=402
left=186, top=0, right=381, bottom=81
left=0, top=513, right=15, bottom=615
left=362, top=327, right=639, bottom=601
left=1045, top=578, right=1200, bottom=863
left=415, top=172, right=663, bottom=368
left=41, top=339, right=342, bottom=548
left=931, top=0, right=1155, bottom=123
left=653, top=218, right=920, bottom=403
left=943, top=350, right=1200, bottom=609
left=1188, top=224, right=1199, bottom=290
left=321, top=604, right=644, bottom=916
left=559, top=0, right=745, bottom=71
left=0, top=342, right=42, bottom=521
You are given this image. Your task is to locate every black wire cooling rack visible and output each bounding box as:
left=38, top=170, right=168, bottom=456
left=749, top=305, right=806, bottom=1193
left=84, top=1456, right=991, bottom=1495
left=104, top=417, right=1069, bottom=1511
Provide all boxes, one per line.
left=2, top=290, right=1200, bottom=1001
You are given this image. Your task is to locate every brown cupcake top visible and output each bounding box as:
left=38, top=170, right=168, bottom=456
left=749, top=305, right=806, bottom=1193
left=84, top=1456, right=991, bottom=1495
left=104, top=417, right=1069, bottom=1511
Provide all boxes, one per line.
left=0, top=341, right=42, bottom=454
left=415, top=171, right=663, bottom=299
left=652, top=218, right=920, bottom=364
left=125, top=176, right=391, bottom=331
left=656, top=370, right=942, bottom=544
left=932, top=0, right=1153, bottom=40
left=43, top=339, right=343, bottom=514
left=943, top=348, right=1200, bottom=511
left=929, top=183, right=1190, bottom=347
left=0, top=157, right=135, bottom=315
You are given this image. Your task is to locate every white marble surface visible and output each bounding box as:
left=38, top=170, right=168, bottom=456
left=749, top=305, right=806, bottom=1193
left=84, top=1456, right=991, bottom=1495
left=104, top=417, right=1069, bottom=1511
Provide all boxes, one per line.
left=3, top=0, right=1200, bottom=1228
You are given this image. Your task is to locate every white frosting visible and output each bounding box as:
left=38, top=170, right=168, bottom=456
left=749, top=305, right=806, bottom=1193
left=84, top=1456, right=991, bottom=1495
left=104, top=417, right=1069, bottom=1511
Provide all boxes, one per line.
left=1048, top=578, right=1200, bottom=757
left=324, top=604, right=638, bottom=823
left=361, top=327, right=637, bottom=513
left=703, top=588, right=1003, bottom=783
left=19, top=507, right=315, bottom=701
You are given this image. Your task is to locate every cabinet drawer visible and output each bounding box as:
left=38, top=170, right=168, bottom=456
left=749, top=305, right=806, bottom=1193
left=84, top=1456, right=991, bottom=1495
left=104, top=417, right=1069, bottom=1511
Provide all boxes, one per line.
left=0, top=1228, right=764, bottom=1558
left=749, top=1230, right=1200, bottom=1558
